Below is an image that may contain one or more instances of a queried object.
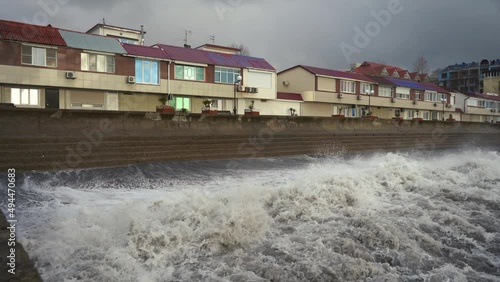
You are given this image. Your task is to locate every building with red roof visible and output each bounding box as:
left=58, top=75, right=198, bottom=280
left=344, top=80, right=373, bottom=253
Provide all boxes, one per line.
left=277, top=64, right=467, bottom=120
left=354, top=61, right=430, bottom=83
left=0, top=19, right=283, bottom=116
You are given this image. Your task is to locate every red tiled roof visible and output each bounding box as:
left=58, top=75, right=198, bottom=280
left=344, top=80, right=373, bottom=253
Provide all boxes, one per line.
left=298, top=65, right=377, bottom=83
left=277, top=92, right=303, bottom=101
left=122, top=43, right=168, bottom=59
left=0, top=20, right=66, bottom=46
left=360, top=61, right=405, bottom=72
left=409, top=72, right=420, bottom=80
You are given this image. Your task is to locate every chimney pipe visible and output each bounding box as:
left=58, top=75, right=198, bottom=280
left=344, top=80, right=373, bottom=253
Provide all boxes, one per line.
left=140, top=25, right=145, bottom=45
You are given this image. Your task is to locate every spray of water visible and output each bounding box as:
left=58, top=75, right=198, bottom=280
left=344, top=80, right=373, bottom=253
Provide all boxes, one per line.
left=9, top=150, right=500, bottom=281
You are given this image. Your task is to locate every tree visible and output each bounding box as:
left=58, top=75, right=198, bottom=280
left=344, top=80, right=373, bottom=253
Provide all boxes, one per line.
left=413, top=56, right=429, bottom=74
left=429, top=68, right=442, bottom=85
left=230, top=43, right=250, bottom=56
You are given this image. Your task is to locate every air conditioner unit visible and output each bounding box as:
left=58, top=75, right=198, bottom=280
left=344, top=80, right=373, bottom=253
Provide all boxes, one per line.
left=391, top=97, right=396, bottom=103
left=237, top=85, right=245, bottom=92
left=338, top=93, right=344, bottom=99
left=127, top=76, right=136, bottom=84
left=251, top=87, right=258, bottom=93
left=245, top=87, right=252, bottom=92
left=357, top=95, right=362, bottom=100
left=65, top=71, right=76, bottom=79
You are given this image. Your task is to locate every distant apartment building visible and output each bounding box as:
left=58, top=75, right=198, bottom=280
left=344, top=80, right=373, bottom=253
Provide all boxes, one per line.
left=439, top=59, right=500, bottom=93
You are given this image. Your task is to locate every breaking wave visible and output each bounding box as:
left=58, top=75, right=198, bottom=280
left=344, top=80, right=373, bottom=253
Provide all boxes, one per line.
left=5, top=150, right=500, bottom=281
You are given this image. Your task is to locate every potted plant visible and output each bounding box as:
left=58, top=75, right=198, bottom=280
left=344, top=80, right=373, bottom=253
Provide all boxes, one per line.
left=244, top=100, right=260, bottom=116
left=446, top=114, right=456, bottom=122
left=332, top=107, right=346, bottom=118
left=202, top=99, right=218, bottom=115
left=156, top=96, right=174, bottom=113
left=363, top=110, right=377, bottom=119
left=393, top=111, right=403, bottom=120
left=289, top=108, right=296, bottom=116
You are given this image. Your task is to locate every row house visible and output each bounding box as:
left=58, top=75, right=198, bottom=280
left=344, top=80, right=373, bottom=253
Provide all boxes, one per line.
left=454, top=91, right=500, bottom=123
left=0, top=19, right=280, bottom=115
left=278, top=65, right=454, bottom=120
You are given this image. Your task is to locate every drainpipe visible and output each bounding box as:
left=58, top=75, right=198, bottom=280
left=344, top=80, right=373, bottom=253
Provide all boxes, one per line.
left=167, top=60, right=171, bottom=106
left=464, top=96, right=470, bottom=121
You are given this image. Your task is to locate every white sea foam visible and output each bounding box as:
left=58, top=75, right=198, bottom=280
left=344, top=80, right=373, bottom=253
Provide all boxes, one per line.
left=14, top=150, right=500, bottom=281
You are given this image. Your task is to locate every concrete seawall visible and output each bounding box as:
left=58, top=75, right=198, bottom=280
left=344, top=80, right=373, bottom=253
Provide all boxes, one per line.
left=0, top=108, right=499, bottom=172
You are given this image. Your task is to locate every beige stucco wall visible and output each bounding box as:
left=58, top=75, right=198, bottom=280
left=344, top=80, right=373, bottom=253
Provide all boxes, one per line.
left=278, top=67, right=315, bottom=94
left=170, top=80, right=234, bottom=98
left=240, top=69, right=277, bottom=101
left=246, top=99, right=301, bottom=116
left=467, top=106, right=500, bottom=117
left=0, top=65, right=168, bottom=94
left=484, top=76, right=500, bottom=94
left=317, top=77, right=336, bottom=92
left=302, top=102, right=332, bottom=117
left=89, top=27, right=141, bottom=41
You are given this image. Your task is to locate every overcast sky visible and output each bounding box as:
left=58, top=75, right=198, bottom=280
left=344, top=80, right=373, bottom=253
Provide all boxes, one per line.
left=2, top=0, right=499, bottom=72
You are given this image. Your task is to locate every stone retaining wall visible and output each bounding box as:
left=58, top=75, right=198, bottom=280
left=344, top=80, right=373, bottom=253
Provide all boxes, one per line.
left=0, top=108, right=499, bottom=172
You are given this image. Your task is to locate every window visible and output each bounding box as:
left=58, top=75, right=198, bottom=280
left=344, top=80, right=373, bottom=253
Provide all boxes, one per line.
left=215, top=67, right=240, bottom=84
left=135, top=59, right=159, bottom=84
left=415, top=91, right=421, bottom=100
left=21, top=45, right=57, bottom=67
left=407, top=110, right=416, bottom=119
left=423, top=112, right=430, bottom=120
left=360, top=83, right=373, bottom=94
left=441, top=73, right=447, bottom=79
left=11, top=88, right=39, bottom=106
left=341, top=80, right=355, bottom=93
left=397, top=92, right=410, bottom=99
left=119, top=38, right=136, bottom=44
left=211, top=99, right=223, bottom=110
left=478, top=100, right=486, bottom=108
left=81, top=53, right=115, bottom=73
left=174, top=97, right=190, bottom=110
left=379, top=86, right=393, bottom=97
left=424, top=92, right=446, bottom=102
left=175, top=65, right=205, bottom=81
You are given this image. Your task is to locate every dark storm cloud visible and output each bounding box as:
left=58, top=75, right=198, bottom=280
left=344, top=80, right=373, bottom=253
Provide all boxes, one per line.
left=1, top=0, right=499, bottom=72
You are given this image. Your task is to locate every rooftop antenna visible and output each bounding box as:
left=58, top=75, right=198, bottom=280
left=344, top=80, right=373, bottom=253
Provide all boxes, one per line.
left=209, top=35, right=215, bottom=44
left=102, top=18, right=106, bottom=24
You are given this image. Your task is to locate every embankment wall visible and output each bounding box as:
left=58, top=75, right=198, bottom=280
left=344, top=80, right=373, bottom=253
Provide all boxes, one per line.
left=0, top=108, right=499, bottom=171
